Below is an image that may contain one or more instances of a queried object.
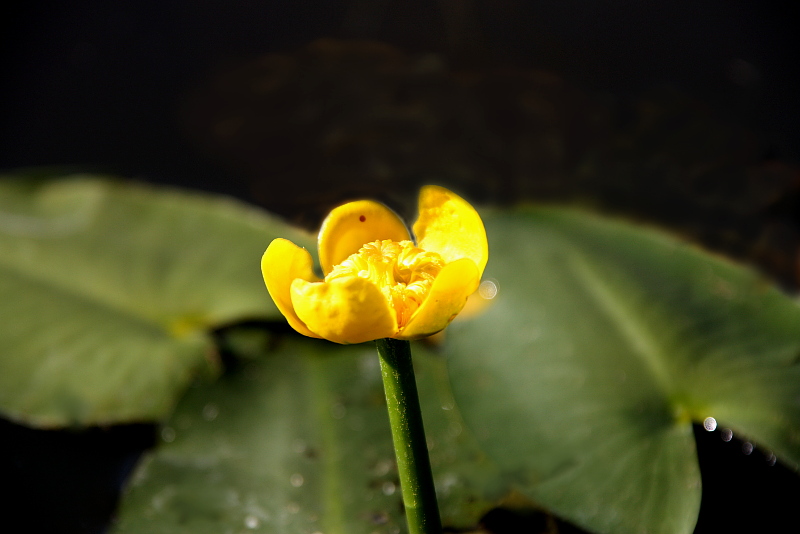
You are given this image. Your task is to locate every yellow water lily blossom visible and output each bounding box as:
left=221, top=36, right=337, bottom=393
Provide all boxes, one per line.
left=261, top=186, right=488, bottom=344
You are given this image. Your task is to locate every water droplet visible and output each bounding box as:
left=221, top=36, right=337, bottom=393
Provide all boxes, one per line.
left=721, top=428, right=733, bottom=442
left=441, top=401, right=454, bottom=411
left=742, top=442, right=754, bottom=455
left=448, top=421, right=462, bottom=438
left=438, top=472, right=459, bottom=494
left=161, top=426, right=176, bottom=443
left=330, top=402, right=346, bottom=419
left=244, top=515, right=260, bottom=529
left=202, top=403, right=219, bottom=421
left=348, top=415, right=365, bottom=431
left=767, top=452, right=777, bottom=466
left=382, top=481, right=396, bottom=496
left=286, top=502, right=300, bottom=514
left=370, top=512, right=389, bottom=525
left=525, top=326, right=542, bottom=342
left=373, top=459, right=393, bottom=476
left=478, top=280, right=498, bottom=299
left=703, top=417, right=717, bottom=431
left=176, top=414, right=193, bottom=430
left=290, top=473, right=304, bottom=487
left=292, top=439, right=307, bottom=454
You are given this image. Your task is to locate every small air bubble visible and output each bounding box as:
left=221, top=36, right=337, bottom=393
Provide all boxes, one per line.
left=478, top=280, right=498, bottom=299
left=721, top=428, right=733, bottom=442
left=373, top=459, right=393, bottom=476
left=330, top=403, right=346, bottom=419
left=703, top=417, right=717, bottom=431
left=742, top=442, right=754, bottom=455
left=290, top=473, right=304, bottom=487
left=370, top=512, right=389, bottom=525
left=202, top=403, right=219, bottom=421
left=161, top=427, right=176, bottom=443
left=448, top=421, right=462, bottom=438
left=244, top=515, right=260, bottom=529
left=382, top=481, right=396, bottom=496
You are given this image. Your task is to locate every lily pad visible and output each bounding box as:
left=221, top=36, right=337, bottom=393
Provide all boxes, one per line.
left=112, top=336, right=496, bottom=534
left=445, top=207, right=800, bottom=533
left=0, top=174, right=313, bottom=427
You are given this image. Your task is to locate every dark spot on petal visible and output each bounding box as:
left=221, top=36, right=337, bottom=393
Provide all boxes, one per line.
left=359, top=215, right=366, bottom=222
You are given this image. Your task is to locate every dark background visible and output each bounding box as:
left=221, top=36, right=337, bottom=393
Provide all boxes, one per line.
left=1, top=1, right=799, bottom=532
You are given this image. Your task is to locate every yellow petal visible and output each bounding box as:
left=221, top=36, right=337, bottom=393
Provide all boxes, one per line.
left=318, top=200, right=411, bottom=275
left=413, top=186, right=488, bottom=276
left=291, top=277, right=398, bottom=344
left=261, top=238, right=321, bottom=339
left=398, top=258, right=480, bottom=340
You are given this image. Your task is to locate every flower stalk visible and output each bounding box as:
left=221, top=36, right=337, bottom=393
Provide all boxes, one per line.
left=376, top=338, right=442, bottom=534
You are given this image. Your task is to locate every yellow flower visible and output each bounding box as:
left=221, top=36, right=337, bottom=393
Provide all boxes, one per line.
left=261, top=186, right=488, bottom=344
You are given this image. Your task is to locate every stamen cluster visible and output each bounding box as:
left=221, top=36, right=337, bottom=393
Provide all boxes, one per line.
left=327, top=240, right=444, bottom=327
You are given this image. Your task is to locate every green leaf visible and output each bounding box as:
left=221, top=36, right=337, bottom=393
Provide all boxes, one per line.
left=112, top=337, right=496, bottom=534
left=445, top=207, right=800, bottom=533
left=0, top=174, right=313, bottom=427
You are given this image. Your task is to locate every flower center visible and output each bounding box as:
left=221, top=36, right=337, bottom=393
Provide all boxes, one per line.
left=326, top=240, right=445, bottom=327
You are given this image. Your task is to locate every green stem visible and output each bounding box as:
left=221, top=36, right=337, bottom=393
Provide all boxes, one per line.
left=375, top=338, right=442, bottom=534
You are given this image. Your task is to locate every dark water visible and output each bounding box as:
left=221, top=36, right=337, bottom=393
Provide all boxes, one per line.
left=2, top=417, right=798, bottom=533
